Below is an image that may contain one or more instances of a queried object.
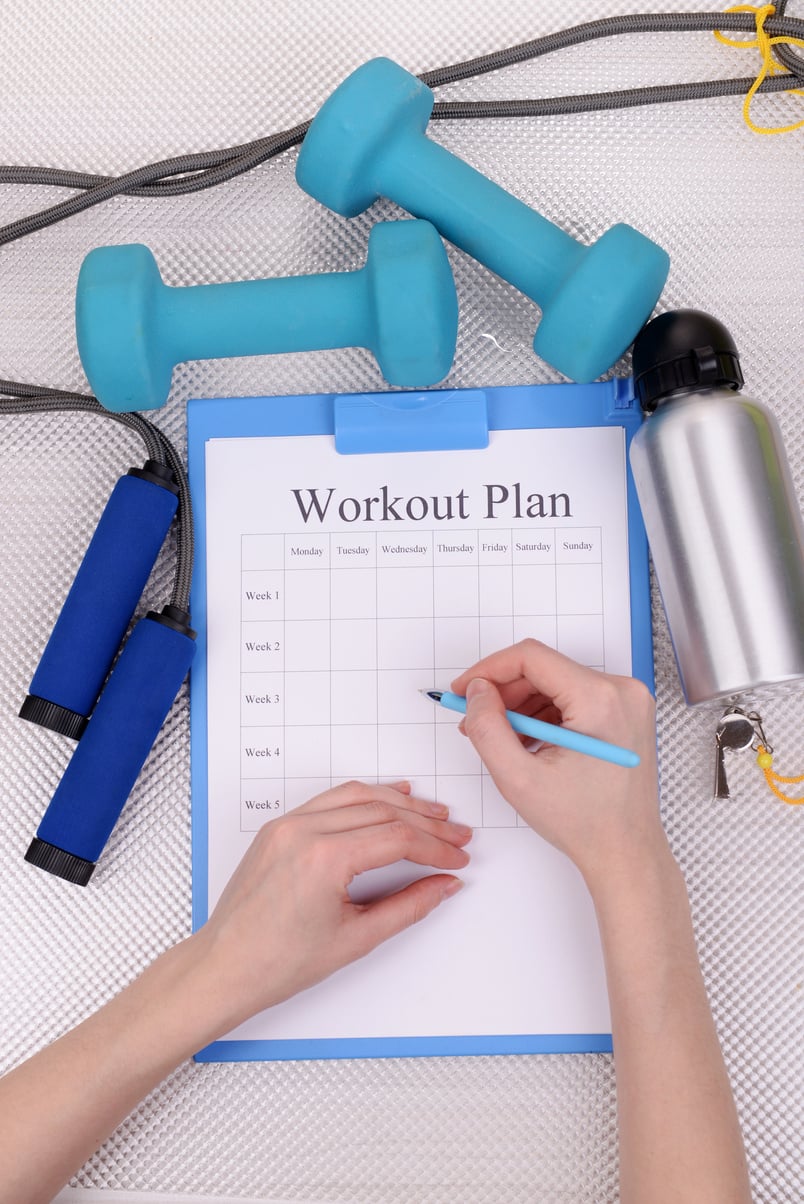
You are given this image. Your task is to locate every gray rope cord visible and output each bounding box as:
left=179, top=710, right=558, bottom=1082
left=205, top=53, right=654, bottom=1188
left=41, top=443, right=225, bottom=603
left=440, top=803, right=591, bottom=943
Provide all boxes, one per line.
left=418, top=6, right=804, bottom=85
left=772, top=0, right=804, bottom=77
left=0, top=386, right=165, bottom=460
left=0, top=124, right=311, bottom=243
left=156, top=432, right=194, bottom=613
left=1, top=10, right=802, bottom=245
left=434, top=72, right=800, bottom=118
left=0, top=123, right=311, bottom=200
left=0, top=387, right=193, bottom=612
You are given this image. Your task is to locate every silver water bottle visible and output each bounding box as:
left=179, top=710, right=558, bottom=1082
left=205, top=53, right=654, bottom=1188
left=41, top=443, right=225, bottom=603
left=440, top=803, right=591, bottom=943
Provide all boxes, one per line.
left=629, top=310, right=804, bottom=706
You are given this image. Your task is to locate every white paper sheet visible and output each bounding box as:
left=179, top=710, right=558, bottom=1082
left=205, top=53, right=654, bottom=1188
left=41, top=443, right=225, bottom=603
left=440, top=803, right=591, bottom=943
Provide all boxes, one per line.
left=200, top=425, right=634, bottom=1049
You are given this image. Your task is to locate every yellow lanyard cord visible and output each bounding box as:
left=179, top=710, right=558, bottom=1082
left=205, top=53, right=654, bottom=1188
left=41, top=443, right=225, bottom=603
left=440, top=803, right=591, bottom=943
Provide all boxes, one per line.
left=756, top=745, right=804, bottom=803
left=715, top=3, right=804, bottom=133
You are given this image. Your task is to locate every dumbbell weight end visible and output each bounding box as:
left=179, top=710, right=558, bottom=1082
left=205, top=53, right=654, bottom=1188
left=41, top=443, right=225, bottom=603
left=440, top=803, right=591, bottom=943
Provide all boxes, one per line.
left=533, top=223, right=671, bottom=383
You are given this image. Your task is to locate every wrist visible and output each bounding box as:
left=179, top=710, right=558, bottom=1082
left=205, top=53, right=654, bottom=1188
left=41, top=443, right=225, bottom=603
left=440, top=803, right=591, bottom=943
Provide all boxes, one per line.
left=162, top=929, right=248, bottom=1050
left=170, top=924, right=278, bottom=1041
left=581, top=836, right=684, bottom=918
left=111, top=932, right=235, bottom=1068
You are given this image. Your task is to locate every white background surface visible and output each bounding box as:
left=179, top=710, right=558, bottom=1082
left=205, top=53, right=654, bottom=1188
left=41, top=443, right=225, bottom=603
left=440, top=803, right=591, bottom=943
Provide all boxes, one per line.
left=1, top=2, right=802, bottom=1200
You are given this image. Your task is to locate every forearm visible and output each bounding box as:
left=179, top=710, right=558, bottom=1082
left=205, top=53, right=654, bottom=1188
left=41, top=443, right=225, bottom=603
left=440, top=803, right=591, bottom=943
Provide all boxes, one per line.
left=0, top=934, right=220, bottom=1204
left=0, top=785, right=470, bottom=1204
left=589, top=848, right=752, bottom=1204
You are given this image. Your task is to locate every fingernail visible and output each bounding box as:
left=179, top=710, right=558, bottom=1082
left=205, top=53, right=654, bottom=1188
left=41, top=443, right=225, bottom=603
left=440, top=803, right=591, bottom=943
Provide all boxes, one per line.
left=466, top=677, right=489, bottom=700
left=441, top=878, right=465, bottom=900
left=388, top=780, right=411, bottom=792
left=454, top=823, right=474, bottom=840
left=428, top=800, right=449, bottom=817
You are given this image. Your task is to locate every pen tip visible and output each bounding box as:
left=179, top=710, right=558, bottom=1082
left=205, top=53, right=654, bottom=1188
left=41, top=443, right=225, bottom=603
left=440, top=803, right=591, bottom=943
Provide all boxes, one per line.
left=422, top=689, right=443, bottom=701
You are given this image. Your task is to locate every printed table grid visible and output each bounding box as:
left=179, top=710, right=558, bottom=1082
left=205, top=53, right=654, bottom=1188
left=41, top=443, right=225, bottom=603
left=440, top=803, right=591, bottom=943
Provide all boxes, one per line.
left=240, top=529, right=603, bottom=831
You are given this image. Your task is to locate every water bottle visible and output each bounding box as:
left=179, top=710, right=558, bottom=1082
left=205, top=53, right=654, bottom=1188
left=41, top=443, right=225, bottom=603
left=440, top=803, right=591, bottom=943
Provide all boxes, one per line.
left=629, top=309, right=804, bottom=706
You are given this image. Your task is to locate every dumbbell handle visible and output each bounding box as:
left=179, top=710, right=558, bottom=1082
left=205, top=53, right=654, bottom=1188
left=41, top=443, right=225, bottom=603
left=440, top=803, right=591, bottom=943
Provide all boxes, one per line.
left=377, top=132, right=585, bottom=304
left=157, top=269, right=371, bottom=362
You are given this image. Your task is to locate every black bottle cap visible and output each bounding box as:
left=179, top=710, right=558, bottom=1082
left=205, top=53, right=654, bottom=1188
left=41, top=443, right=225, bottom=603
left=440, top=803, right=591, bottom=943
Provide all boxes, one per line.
left=128, top=460, right=179, bottom=495
left=19, top=694, right=88, bottom=740
left=25, top=837, right=95, bottom=886
left=632, top=310, right=744, bottom=412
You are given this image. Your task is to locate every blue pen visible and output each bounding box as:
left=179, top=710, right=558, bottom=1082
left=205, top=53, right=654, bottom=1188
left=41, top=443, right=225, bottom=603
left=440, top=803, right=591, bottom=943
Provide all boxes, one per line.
left=423, top=689, right=640, bottom=769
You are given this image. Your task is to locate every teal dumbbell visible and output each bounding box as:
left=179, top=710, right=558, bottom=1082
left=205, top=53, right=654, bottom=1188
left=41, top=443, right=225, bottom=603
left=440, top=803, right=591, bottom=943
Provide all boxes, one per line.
left=296, top=57, right=670, bottom=383
left=76, top=219, right=458, bottom=412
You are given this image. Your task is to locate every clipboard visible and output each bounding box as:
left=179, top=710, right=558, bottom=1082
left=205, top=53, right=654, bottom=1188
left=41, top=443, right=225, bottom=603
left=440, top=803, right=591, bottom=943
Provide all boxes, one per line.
left=187, top=378, right=653, bottom=1062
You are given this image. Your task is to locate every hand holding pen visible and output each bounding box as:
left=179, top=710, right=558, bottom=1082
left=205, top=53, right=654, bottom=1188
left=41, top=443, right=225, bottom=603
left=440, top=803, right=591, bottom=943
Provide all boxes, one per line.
left=424, top=690, right=640, bottom=767
left=448, top=640, right=668, bottom=893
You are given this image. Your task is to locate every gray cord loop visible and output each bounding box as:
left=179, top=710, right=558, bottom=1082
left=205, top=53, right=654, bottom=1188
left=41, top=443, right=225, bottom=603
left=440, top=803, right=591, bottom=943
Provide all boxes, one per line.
left=0, top=386, right=193, bottom=613
left=0, top=382, right=165, bottom=461
left=1, top=9, right=802, bottom=246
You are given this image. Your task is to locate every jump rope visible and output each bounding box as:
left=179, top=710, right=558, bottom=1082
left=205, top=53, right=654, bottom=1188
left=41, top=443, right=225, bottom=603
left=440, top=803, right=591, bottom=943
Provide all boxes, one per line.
left=2, top=5, right=802, bottom=883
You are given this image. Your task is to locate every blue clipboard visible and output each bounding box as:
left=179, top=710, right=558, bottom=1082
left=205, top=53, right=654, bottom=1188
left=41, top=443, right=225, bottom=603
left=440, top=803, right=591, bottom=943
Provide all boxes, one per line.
left=187, top=378, right=653, bottom=1062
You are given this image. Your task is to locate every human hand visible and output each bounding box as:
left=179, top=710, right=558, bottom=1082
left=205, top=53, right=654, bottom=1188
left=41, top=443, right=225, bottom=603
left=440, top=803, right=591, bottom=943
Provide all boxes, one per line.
left=191, top=780, right=471, bottom=1035
left=451, top=640, right=668, bottom=895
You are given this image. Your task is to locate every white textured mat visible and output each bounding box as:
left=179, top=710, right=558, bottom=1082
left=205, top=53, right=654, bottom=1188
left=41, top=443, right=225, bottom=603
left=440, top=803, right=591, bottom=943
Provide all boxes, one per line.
left=1, top=2, right=802, bottom=1200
